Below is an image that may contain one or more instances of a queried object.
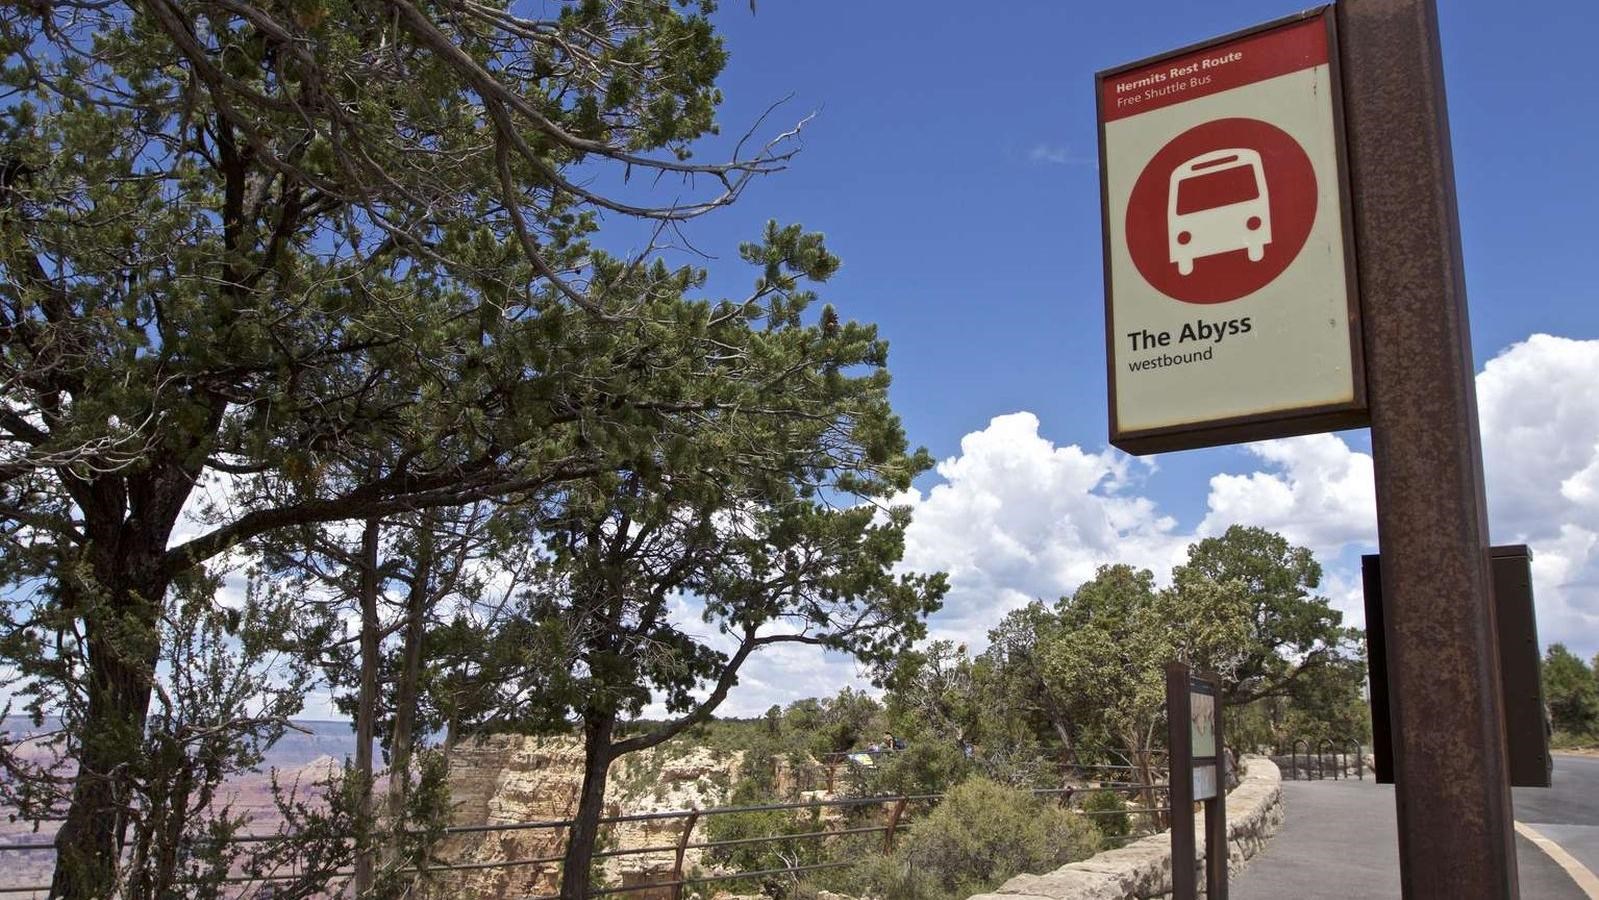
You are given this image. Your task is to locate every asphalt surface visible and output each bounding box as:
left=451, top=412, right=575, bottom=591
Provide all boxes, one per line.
left=1517, top=753, right=1599, bottom=893
left=1231, top=755, right=1599, bottom=899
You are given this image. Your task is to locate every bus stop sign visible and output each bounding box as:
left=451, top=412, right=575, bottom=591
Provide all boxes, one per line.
left=1098, top=9, right=1367, bottom=454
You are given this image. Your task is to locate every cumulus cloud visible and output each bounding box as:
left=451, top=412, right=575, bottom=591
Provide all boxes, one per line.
left=894, top=412, right=1188, bottom=646
left=173, top=333, right=1597, bottom=722
left=1476, top=334, right=1599, bottom=657
left=1185, top=334, right=1599, bottom=654
left=1197, top=433, right=1378, bottom=562
left=890, top=334, right=1599, bottom=692
left=718, top=329, right=1599, bottom=712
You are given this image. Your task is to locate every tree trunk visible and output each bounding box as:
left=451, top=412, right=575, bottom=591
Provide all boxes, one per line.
left=559, top=714, right=617, bottom=900
left=47, top=451, right=216, bottom=899
left=1049, top=718, right=1077, bottom=772
left=386, top=519, right=435, bottom=845
left=50, top=567, right=167, bottom=900
left=354, top=517, right=383, bottom=896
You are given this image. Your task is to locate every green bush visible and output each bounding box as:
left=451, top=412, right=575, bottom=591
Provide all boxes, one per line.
left=826, top=852, right=942, bottom=900
left=1551, top=730, right=1598, bottom=750
left=842, top=777, right=1100, bottom=900
left=874, top=736, right=973, bottom=797
left=1078, top=789, right=1130, bottom=839
left=706, top=806, right=824, bottom=868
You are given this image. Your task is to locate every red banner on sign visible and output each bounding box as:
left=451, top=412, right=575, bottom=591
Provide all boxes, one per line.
left=1100, top=18, right=1328, bottom=123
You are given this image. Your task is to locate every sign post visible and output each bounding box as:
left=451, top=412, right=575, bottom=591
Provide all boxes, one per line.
left=1098, top=3, right=1521, bottom=895
left=1336, top=1, right=1519, bottom=896
left=1166, top=663, right=1226, bottom=900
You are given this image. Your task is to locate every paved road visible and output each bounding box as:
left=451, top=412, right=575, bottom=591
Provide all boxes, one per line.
left=1232, top=755, right=1599, bottom=899
left=1517, top=753, right=1599, bottom=894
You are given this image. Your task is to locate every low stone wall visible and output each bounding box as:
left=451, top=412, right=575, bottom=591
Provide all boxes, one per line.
left=968, top=756, right=1284, bottom=900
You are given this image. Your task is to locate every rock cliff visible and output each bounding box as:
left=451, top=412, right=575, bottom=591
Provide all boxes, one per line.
left=435, top=736, right=743, bottom=900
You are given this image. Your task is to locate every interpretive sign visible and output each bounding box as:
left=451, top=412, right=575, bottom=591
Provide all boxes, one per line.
left=1167, top=662, right=1226, bottom=900
left=1191, top=682, right=1219, bottom=799
left=1097, top=8, right=1366, bottom=454
left=1191, top=687, right=1217, bottom=758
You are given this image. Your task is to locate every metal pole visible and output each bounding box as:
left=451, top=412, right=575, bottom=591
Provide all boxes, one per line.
left=1206, top=677, right=1227, bottom=900
left=671, top=810, right=699, bottom=900
left=1336, top=1, right=1518, bottom=896
left=883, top=798, right=909, bottom=854
left=1166, top=663, right=1196, bottom=900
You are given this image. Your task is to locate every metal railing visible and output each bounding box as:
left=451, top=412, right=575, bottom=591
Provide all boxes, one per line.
left=0, top=781, right=1172, bottom=899
left=1282, top=738, right=1365, bottom=781
left=799, top=747, right=1169, bottom=793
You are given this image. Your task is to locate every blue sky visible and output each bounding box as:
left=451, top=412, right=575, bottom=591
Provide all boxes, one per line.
left=612, top=1, right=1599, bottom=713
left=682, top=0, right=1596, bottom=479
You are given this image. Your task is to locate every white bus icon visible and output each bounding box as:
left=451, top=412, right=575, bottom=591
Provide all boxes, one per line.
left=1167, top=148, right=1272, bottom=275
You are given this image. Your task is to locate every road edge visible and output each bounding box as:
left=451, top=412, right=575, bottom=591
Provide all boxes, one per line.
left=1516, top=820, right=1599, bottom=899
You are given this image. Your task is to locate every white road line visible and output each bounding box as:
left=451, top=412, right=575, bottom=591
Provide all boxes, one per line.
left=1517, top=820, right=1599, bottom=899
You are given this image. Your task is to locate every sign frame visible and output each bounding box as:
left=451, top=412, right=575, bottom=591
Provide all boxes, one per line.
left=1096, top=6, right=1369, bottom=455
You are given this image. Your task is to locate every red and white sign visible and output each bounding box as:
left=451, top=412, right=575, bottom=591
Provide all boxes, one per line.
left=1098, top=11, right=1365, bottom=454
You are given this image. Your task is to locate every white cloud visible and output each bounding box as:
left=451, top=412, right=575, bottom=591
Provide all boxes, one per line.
left=895, top=412, right=1190, bottom=648
left=715, top=333, right=1599, bottom=715
left=1026, top=143, right=1093, bottom=167
left=1198, top=433, right=1378, bottom=562
left=1477, top=334, right=1599, bottom=657
left=173, top=334, right=1594, bottom=723
left=1184, top=334, right=1599, bottom=656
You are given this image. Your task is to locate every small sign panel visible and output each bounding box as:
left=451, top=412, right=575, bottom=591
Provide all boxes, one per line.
left=1191, top=688, right=1217, bottom=759
left=1098, top=9, right=1366, bottom=454
left=1193, top=763, right=1218, bottom=801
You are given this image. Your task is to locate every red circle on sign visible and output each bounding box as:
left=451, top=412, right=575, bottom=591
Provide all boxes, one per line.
left=1125, top=118, right=1317, bottom=304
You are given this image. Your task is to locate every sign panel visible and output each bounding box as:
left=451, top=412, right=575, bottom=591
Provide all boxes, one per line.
left=1097, top=9, right=1366, bottom=454
left=1191, top=687, right=1217, bottom=759
left=1193, top=763, right=1218, bottom=801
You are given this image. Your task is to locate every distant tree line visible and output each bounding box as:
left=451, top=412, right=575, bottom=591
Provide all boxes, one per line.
left=661, top=526, right=1366, bottom=900
left=1543, top=644, right=1599, bottom=744
left=877, top=526, right=1367, bottom=778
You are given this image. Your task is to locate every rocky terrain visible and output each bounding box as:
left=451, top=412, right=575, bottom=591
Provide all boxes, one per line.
left=0, top=720, right=751, bottom=899
left=436, top=736, right=745, bottom=900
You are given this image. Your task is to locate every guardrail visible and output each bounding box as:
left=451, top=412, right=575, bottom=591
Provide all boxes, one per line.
left=1281, top=738, right=1365, bottom=781
left=800, top=747, right=1169, bottom=793
left=0, top=781, right=1172, bottom=899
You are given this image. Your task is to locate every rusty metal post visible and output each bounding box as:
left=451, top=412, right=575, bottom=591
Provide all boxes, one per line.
left=1205, top=683, right=1227, bottom=900
left=1166, top=663, right=1196, bottom=900
left=1337, top=0, right=1518, bottom=896
left=670, top=810, right=699, bottom=900
left=883, top=798, right=909, bottom=854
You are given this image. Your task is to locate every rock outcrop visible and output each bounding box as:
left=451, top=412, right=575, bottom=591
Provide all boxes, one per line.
left=435, top=736, right=742, bottom=900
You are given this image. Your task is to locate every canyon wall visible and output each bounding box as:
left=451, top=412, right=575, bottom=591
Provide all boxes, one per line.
left=435, top=736, right=744, bottom=900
